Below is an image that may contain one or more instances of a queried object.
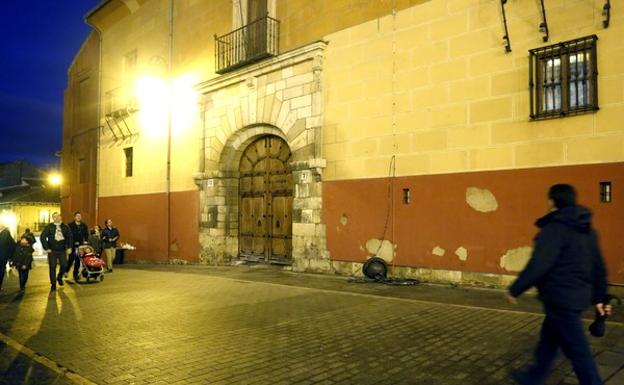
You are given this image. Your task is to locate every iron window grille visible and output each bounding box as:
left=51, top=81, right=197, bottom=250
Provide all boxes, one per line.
left=215, top=15, right=280, bottom=74
left=529, top=35, right=598, bottom=120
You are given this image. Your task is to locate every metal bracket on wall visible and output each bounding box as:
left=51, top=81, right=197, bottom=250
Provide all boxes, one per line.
left=501, top=0, right=512, bottom=53
left=104, top=107, right=138, bottom=141
left=538, top=0, right=549, bottom=42
left=603, top=0, right=611, bottom=28
left=104, top=119, right=119, bottom=141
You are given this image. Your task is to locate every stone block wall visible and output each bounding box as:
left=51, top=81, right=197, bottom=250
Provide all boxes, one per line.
left=195, top=42, right=332, bottom=270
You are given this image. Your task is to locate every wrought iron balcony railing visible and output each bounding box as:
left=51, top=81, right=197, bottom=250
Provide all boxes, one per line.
left=215, top=15, right=280, bottom=74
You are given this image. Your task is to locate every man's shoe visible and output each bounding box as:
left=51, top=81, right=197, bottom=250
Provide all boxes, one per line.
left=57, top=279, right=64, bottom=286
left=50, top=284, right=56, bottom=291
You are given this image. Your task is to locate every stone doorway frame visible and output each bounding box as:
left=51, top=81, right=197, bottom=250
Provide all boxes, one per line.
left=194, top=41, right=332, bottom=272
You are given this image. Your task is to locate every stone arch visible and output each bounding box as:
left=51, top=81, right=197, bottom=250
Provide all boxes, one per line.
left=218, top=124, right=288, bottom=175
left=195, top=42, right=330, bottom=270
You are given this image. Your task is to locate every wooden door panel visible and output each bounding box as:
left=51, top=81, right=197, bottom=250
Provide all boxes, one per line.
left=239, top=136, right=293, bottom=262
left=251, top=196, right=266, bottom=256
left=240, top=197, right=254, bottom=255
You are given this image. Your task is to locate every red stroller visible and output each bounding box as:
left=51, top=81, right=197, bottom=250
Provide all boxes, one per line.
left=77, top=245, right=105, bottom=283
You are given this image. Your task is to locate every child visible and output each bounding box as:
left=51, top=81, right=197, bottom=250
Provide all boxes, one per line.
left=88, top=227, right=102, bottom=257
left=11, top=237, right=34, bottom=291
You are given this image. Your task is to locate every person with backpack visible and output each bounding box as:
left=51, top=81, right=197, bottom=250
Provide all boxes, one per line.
left=507, top=184, right=611, bottom=385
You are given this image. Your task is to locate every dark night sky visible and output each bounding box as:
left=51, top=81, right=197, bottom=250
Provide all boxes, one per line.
left=0, top=1, right=101, bottom=167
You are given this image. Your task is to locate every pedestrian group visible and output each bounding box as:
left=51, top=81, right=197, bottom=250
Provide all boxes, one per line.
left=0, top=211, right=120, bottom=292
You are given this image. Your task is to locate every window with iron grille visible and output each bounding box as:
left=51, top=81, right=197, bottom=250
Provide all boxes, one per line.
left=529, top=35, right=598, bottom=120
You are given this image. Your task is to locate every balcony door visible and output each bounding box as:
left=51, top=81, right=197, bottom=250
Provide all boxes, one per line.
left=246, top=0, right=268, bottom=60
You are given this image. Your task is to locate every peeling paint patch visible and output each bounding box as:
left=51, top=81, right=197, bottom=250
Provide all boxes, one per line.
left=466, top=187, right=498, bottom=213
left=365, top=238, right=395, bottom=263
left=455, top=246, right=468, bottom=261
left=500, top=246, right=533, bottom=272
left=340, top=214, right=348, bottom=226
left=432, top=246, right=446, bottom=256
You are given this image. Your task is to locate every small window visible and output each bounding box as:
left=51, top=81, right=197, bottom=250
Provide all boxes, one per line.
left=529, top=35, right=598, bottom=120
left=600, top=182, right=612, bottom=203
left=123, top=50, right=137, bottom=82
left=402, top=188, right=411, bottom=205
left=124, top=147, right=133, bottom=177
left=78, top=158, right=88, bottom=184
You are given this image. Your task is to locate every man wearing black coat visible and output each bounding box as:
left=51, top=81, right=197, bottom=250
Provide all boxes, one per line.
left=40, top=212, right=73, bottom=290
left=0, top=221, right=16, bottom=292
left=508, top=184, right=611, bottom=385
left=67, top=211, right=89, bottom=281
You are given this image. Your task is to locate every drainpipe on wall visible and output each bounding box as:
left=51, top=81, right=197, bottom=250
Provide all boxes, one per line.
left=166, top=0, right=174, bottom=262
left=85, top=19, right=103, bottom=226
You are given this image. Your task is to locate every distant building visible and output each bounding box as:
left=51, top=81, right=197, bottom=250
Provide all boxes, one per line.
left=61, top=31, right=100, bottom=227
left=64, top=0, right=624, bottom=284
left=0, top=161, right=60, bottom=237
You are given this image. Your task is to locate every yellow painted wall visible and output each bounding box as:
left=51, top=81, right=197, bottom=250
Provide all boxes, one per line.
left=322, top=0, right=624, bottom=180
left=277, top=0, right=428, bottom=52
left=8, top=204, right=61, bottom=235
left=93, top=0, right=441, bottom=198
left=96, top=0, right=219, bottom=197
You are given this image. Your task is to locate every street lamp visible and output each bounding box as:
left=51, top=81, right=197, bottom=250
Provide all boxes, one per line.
left=48, top=173, right=62, bottom=186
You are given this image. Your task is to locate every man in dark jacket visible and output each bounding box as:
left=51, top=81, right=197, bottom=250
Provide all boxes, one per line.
left=40, top=212, right=73, bottom=290
left=67, top=211, right=89, bottom=281
left=101, top=219, right=120, bottom=272
left=0, top=221, right=16, bottom=292
left=508, top=184, right=611, bottom=385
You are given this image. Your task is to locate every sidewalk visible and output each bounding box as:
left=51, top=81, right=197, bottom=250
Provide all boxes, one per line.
left=0, top=263, right=622, bottom=385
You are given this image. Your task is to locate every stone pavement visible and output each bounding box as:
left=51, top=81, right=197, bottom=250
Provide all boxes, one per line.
left=0, top=263, right=622, bottom=385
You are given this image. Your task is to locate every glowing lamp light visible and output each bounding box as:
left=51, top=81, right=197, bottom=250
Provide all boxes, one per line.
left=0, top=211, right=18, bottom=235
left=136, top=76, right=169, bottom=139
left=135, top=74, right=198, bottom=139
left=48, top=173, right=62, bottom=186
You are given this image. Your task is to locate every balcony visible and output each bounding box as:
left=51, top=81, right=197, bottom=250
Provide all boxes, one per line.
left=104, top=87, right=138, bottom=118
left=103, top=86, right=139, bottom=140
left=215, top=15, right=280, bottom=75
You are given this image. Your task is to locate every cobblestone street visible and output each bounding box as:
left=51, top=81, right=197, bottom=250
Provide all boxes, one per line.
left=0, top=264, right=622, bottom=385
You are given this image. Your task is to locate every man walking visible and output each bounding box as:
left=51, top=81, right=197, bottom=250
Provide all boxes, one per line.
left=0, top=221, right=16, bottom=292
left=101, top=219, right=119, bottom=272
left=67, top=211, right=89, bottom=281
left=40, top=212, right=72, bottom=291
left=508, top=184, right=611, bottom=385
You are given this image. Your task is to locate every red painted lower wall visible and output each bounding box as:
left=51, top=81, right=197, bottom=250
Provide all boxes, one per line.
left=97, top=190, right=199, bottom=263
left=323, top=163, right=624, bottom=284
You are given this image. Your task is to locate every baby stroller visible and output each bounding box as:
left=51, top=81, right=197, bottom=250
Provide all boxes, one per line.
left=77, top=245, right=105, bottom=283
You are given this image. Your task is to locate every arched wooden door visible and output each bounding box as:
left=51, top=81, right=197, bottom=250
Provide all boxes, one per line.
left=239, top=136, right=293, bottom=263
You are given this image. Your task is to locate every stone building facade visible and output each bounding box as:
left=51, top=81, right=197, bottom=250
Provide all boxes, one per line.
left=65, top=0, right=624, bottom=285
left=194, top=42, right=331, bottom=272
